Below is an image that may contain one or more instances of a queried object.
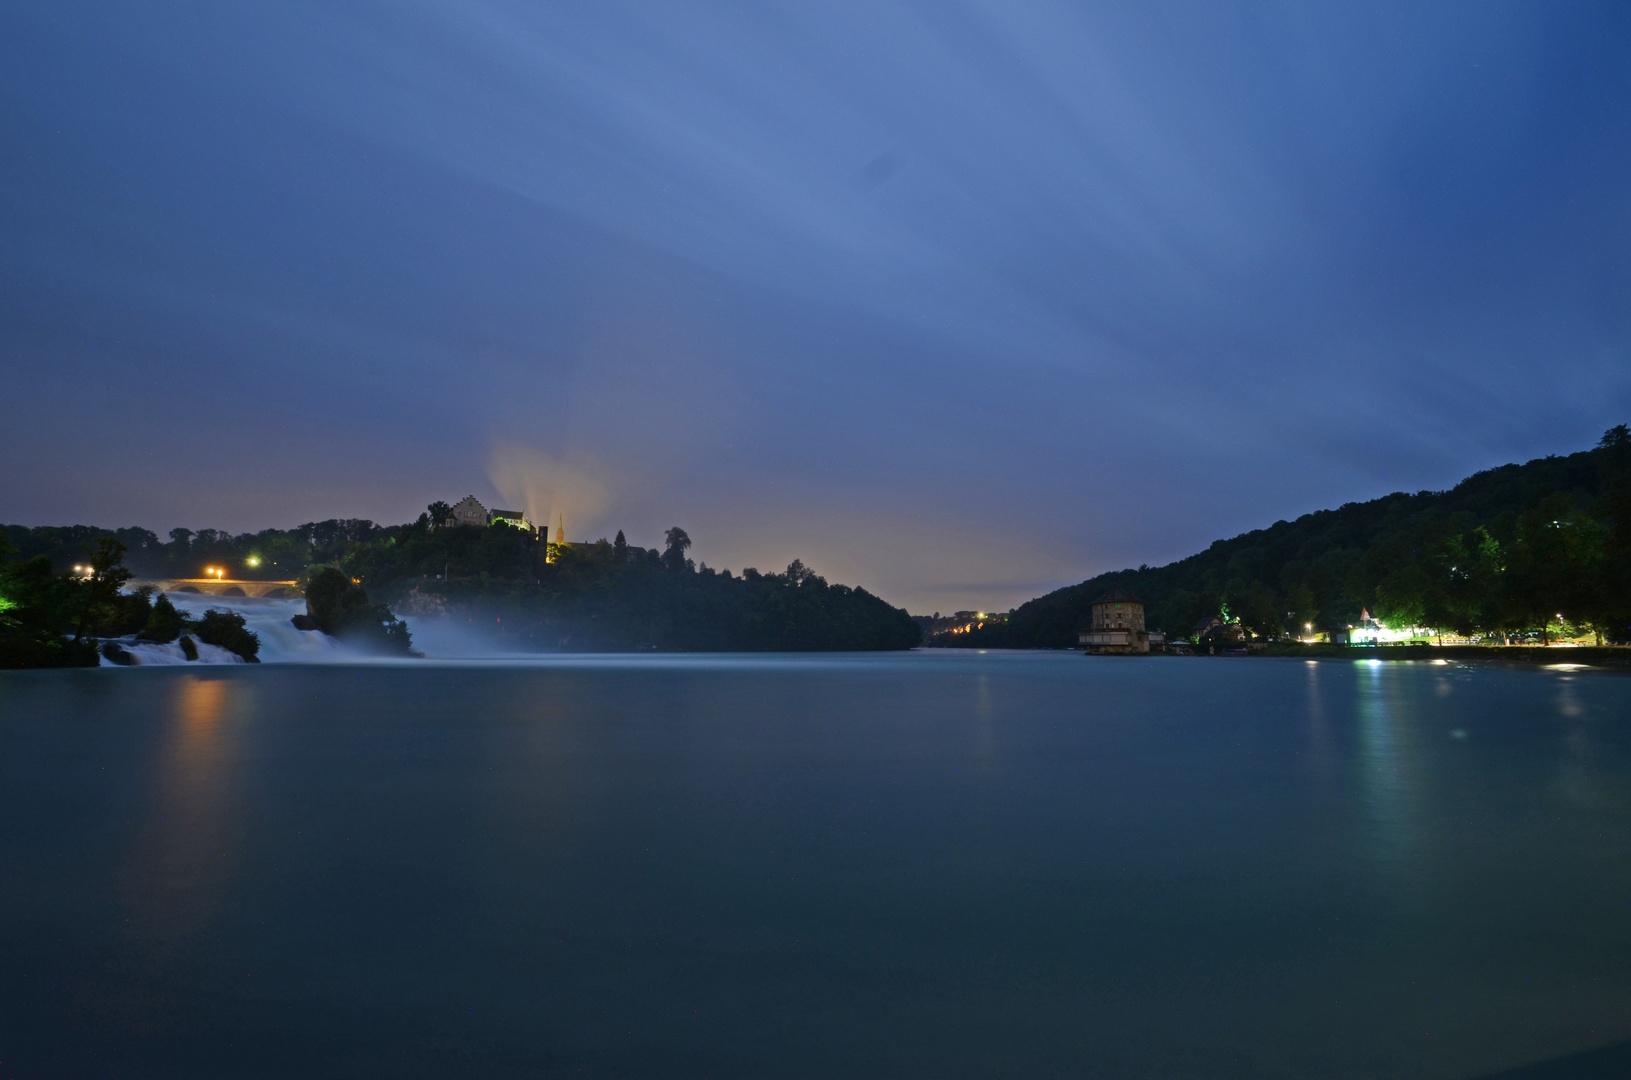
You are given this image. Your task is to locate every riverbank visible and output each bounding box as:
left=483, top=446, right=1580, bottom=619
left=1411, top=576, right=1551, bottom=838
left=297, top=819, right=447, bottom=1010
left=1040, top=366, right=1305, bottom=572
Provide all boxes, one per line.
left=1257, top=642, right=1631, bottom=665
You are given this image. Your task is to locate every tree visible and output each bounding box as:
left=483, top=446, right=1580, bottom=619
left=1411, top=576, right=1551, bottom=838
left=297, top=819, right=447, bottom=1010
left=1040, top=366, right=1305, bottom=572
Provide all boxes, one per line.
left=614, top=530, right=628, bottom=560
left=73, top=538, right=133, bottom=643
left=139, top=594, right=187, bottom=643
left=663, top=527, right=692, bottom=572
left=427, top=501, right=452, bottom=528
left=301, top=566, right=413, bottom=653
left=194, top=609, right=261, bottom=661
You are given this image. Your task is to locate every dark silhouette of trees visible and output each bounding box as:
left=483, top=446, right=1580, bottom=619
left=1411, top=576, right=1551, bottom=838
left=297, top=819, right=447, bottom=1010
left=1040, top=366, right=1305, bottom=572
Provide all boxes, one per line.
left=946, top=426, right=1631, bottom=648
left=299, top=566, right=412, bottom=654
left=663, top=527, right=692, bottom=572
left=0, top=536, right=259, bottom=666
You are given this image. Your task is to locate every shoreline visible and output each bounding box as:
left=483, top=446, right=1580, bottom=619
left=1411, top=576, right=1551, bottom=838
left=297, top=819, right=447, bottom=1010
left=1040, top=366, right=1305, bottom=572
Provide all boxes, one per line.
left=1256, top=643, right=1631, bottom=665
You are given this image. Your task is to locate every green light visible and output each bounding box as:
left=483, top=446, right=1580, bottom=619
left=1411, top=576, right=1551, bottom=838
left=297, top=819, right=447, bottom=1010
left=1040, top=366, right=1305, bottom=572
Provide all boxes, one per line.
left=0, top=596, right=15, bottom=613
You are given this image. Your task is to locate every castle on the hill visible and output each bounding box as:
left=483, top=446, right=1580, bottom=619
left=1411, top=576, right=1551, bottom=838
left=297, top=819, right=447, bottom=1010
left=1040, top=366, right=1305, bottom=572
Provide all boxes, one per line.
left=446, top=495, right=540, bottom=536
left=442, top=496, right=586, bottom=563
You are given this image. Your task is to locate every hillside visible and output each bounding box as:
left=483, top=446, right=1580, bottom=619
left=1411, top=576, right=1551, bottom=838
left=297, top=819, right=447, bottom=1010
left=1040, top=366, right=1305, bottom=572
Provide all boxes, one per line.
left=943, top=427, right=1631, bottom=647
left=1, top=519, right=921, bottom=653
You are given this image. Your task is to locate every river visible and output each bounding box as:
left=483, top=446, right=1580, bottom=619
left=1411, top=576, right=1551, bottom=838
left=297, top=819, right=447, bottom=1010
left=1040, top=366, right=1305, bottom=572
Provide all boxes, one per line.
left=3, top=652, right=1630, bottom=1077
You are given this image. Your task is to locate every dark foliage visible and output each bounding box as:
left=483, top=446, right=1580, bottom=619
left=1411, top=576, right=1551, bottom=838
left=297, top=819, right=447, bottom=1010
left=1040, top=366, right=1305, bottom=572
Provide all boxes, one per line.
left=356, top=516, right=919, bottom=651
left=4, top=504, right=921, bottom=655
left=0, top=535, right=133, bottom=667
left=0, top=533, right=260, bottom=666
left=946, top=428, right=1631, bottom=648
left=193, top=609, right=261, bottom=662
left=138, top=594, right=187, bottom=643
left=302, top=566, right=413, bottom=654
left=1, top=518, right=388, bottom=582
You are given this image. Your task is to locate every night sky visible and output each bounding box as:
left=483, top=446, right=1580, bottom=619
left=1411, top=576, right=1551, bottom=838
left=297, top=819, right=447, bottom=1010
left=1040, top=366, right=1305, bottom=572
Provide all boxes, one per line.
left=4, top=2, right=1629, bottom=613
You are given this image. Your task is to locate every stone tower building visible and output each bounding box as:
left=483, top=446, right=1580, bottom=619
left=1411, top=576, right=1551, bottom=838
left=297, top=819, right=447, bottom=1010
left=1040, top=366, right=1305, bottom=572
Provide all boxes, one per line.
left=1079, top=585, right=1153, bottom=654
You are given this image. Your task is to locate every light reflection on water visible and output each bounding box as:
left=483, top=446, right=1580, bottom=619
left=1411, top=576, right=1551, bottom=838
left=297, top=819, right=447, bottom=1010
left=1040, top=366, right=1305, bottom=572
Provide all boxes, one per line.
left=1353, top=660, right=1429, bottom=883
left=123, top=676, right=247, bottom=941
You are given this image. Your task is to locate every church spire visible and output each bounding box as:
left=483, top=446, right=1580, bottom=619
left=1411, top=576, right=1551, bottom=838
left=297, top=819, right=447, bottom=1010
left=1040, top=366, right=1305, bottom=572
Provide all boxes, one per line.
left=554, top=514, right=565, bottom=545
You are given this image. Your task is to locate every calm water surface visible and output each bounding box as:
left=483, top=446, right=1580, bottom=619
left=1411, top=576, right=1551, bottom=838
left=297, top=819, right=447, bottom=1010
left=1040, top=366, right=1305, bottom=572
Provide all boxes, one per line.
left=4, top=652, right=1631, bottom=1078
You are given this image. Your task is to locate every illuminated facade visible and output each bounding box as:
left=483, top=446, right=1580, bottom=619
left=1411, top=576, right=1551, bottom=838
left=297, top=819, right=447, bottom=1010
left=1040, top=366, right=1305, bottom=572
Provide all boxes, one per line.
left=488, top=508, right=534, bottom=532
left=449, top=495, right=488, bottom=528
left=446, top=496, right=534, bottom=534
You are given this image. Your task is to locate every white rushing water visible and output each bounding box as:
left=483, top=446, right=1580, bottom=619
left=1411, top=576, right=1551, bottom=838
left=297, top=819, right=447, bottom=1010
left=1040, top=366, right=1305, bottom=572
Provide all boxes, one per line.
left=100, top=592, right=351, bottom=665
left=100, top=590, right=505, bottom=665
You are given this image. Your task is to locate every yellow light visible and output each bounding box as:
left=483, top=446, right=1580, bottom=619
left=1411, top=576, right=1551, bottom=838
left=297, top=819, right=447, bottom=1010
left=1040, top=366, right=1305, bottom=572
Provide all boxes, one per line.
left=247, top=556, right=261, bottom=567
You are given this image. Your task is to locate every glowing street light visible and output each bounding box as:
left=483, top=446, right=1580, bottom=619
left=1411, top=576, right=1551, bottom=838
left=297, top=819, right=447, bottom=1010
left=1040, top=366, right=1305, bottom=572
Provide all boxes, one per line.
left=246, top=555, right=261, bottom=568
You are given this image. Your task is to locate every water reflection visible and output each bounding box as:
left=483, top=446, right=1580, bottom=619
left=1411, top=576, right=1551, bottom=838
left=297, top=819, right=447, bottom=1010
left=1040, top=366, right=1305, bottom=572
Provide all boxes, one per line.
left=1303, top=661, right=1332, bottom=777
left=123, top=675, right=249, bottom=950
left=1555, top=675, right=1598, bottom=807
left=1353, top=662, right=1425, bottom=881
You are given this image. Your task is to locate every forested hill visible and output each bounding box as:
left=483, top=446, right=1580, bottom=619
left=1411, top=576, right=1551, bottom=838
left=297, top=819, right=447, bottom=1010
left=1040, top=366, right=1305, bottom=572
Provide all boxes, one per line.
left=947, top=427, right=1631, bottom=648
left=1, top=517, right=922, bottom=653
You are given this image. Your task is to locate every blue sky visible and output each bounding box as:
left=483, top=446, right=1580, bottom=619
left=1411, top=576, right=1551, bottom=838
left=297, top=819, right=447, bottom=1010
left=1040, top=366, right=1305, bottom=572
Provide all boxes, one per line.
left=3, top=1, right=1628, bottom=612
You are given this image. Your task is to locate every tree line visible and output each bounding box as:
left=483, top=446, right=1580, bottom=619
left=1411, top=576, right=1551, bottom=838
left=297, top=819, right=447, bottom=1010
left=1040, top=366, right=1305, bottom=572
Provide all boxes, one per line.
left=0, top=535, right=260, bottom=667
left=944, top=426, right=1631, bottom=649
left=366, top=522, right=921, bottom=652
left=1, top=514, right=922, bottom=656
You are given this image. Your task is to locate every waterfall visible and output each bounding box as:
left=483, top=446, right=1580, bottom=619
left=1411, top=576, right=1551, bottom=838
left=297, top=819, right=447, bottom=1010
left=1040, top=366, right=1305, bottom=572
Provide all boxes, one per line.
left=101, top=592, right=354, bottom=665
left=101, top=590, right=504, bottom=664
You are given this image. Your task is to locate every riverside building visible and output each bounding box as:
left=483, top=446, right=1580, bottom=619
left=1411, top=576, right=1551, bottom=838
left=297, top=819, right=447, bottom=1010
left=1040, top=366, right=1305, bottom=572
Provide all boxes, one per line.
left=1079, top=585, right=1162, bottom=654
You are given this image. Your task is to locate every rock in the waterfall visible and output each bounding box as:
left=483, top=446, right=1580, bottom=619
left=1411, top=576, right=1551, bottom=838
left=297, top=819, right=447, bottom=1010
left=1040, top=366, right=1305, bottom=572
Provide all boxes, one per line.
left=291, top=614, right=319, bottom=631
left=100, top=640, right=136, bottom=666
left=178, top=635, right=199, bottom=661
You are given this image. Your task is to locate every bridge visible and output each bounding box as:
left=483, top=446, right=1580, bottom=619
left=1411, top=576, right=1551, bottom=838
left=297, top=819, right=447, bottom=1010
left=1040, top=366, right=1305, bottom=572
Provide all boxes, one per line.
left=129, top=579, right=300, bottom=599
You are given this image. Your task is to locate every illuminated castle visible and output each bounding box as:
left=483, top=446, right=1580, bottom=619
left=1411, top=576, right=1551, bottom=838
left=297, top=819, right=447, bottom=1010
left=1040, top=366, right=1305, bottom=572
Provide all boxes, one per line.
left=446, top=495, right=534, bottom=533
left=1078, top=585, right=1161, bottom=654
